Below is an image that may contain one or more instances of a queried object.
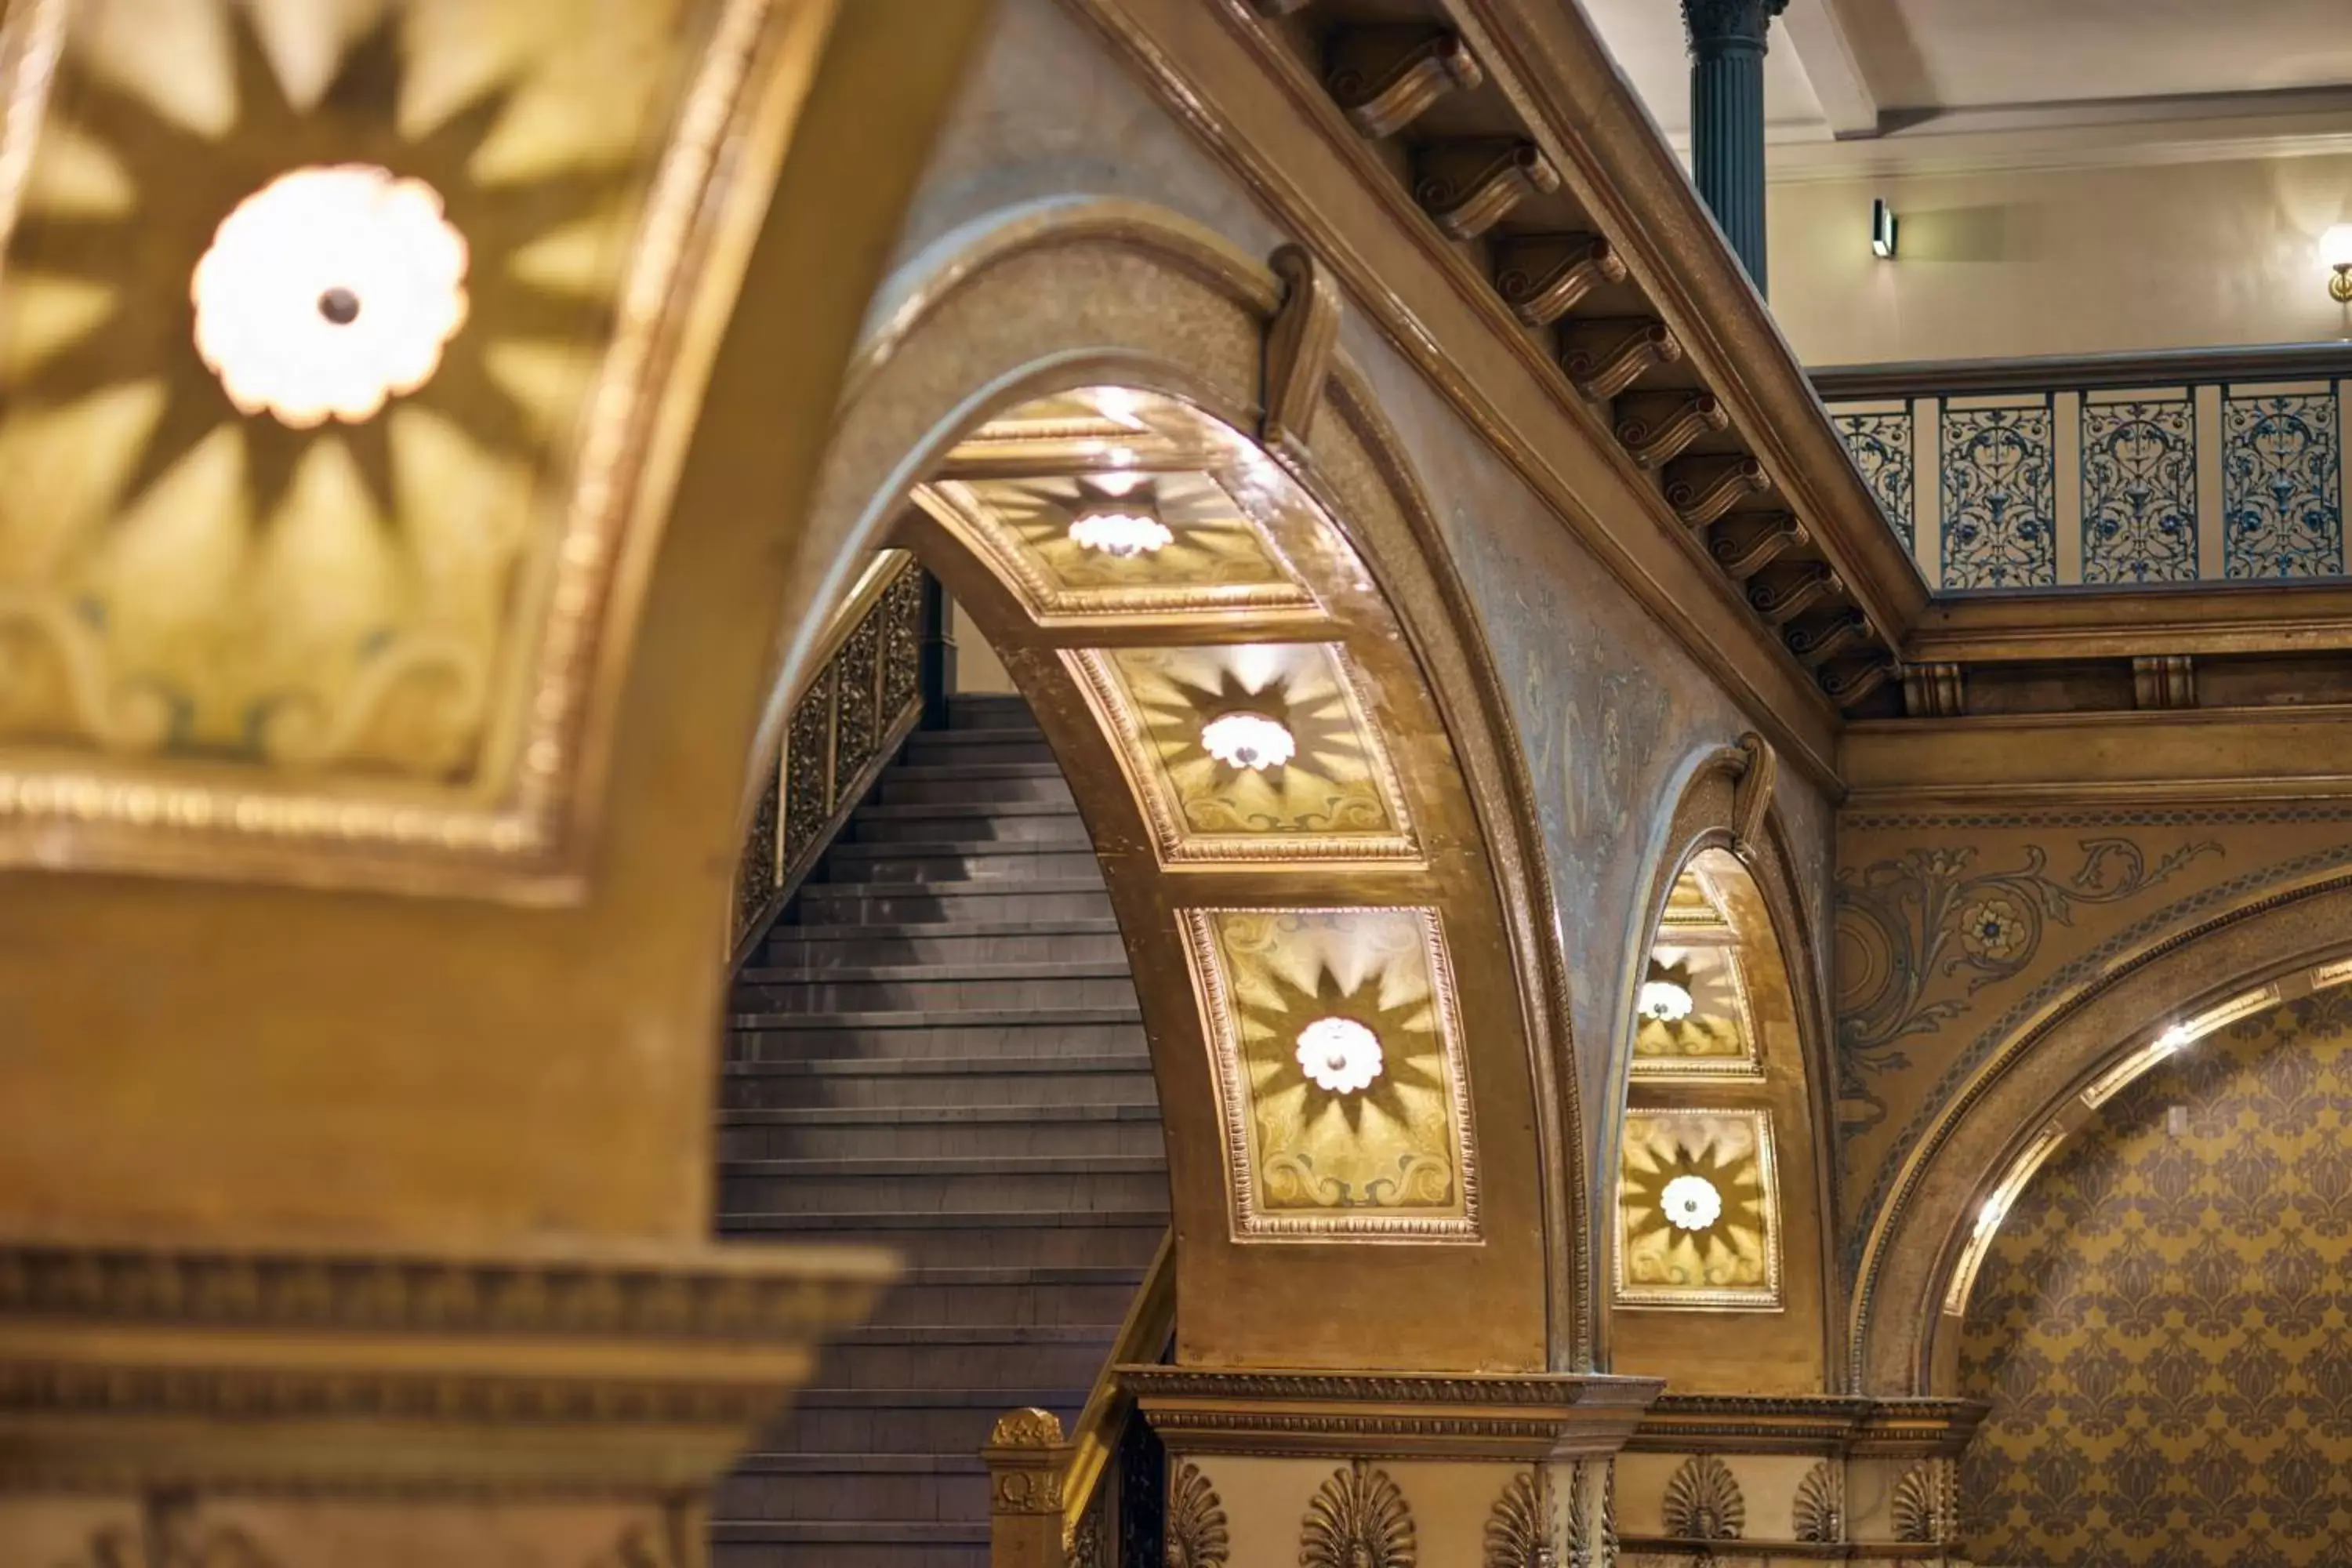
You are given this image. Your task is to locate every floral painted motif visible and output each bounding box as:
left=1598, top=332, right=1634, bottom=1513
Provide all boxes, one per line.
left=2082, top=400, right=2198, bottom=583
left=1834, top=409, right=1915, bottom=549
left=1958, top=898, right=2027, bottom=961
left=1961, top=990, right=2352, bottom=1566
left=1942, top=405, right=2056, bottom=589
left=2223, top=392, right=2343, bottom=579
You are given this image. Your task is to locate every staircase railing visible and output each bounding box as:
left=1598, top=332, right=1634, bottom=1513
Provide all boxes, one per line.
left=731, top=550, right=943, bottom=961
left=983, top=1230, right=1176, bottom=1568
left=1810, top=340, right=2352, bottom=593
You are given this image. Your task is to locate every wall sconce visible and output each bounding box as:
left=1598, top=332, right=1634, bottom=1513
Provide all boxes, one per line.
left=1871, top=198, right=1898, bottom=260
left=2326, top=223, right=2352, bottom=303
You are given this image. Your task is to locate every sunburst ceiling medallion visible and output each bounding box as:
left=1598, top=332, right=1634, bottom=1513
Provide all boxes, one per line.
left=1617, top=1108, right=1782, bottom=1309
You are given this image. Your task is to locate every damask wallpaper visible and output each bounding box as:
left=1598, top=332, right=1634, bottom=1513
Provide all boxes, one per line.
left=1960, top=989, right=2352, bottom=1566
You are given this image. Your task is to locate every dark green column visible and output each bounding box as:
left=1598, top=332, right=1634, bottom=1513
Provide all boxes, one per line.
left=1682, top=0, right=1786, bottom=296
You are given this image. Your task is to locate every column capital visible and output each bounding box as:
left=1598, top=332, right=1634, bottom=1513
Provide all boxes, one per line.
left=1681, top=0, right=1790, bottom=57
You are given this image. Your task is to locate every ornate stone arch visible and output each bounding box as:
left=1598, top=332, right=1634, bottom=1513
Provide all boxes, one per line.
left=1598, top=740, right=1843, bottom=1389
left=758, top=197, right=1589, bottom=1370
left=1853, top=879, right=2352, bottom=1395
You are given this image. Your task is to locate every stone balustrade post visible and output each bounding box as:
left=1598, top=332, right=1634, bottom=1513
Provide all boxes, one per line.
left=982, top=1406, right=1076, bottom=1568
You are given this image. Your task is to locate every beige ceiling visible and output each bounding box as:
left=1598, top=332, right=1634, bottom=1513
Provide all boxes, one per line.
left=1581, top=0, right=2352, bottom=145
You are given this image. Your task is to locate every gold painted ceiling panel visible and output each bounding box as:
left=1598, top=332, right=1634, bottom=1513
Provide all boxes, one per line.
left=1068, top=641, right=1417, bottom=866
left=1181, top=906, right=1478, bottom=1242
left=1617, top=1106, right=1783, bottom=1309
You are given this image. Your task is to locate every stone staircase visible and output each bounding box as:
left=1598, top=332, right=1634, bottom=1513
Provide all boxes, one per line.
left=712, top=691, right=1169, bottom=1568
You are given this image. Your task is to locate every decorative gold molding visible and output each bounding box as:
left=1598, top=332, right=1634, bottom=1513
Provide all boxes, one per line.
left=1121, top=1367, right=1662, bottom=1461
left=1659, top=1455, right=1743, bottom=1542
left=1264, top=244, right=1345, bottom=459
left=1166, top=1461, right=1232, bottom=1568
left=1730, top=732, right=1777, bottom=858
left=1301, top=1458, right=1416, bottom=1568
left=1624, top=1395, right=1987, bottom=1457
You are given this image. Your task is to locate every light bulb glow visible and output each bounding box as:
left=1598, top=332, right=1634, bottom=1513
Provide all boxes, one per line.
left=1661, top=1174, right=1722, bottom=1232
left=1068, top=509, right=1172, bottom=556
left=1638, top=978, right=1694, bottom=1022
left=2324, top=223, right=2352, bottom=270
left=1200, top=711, right=1294, bottom=771
left=1295, top=1016, right=1383, bottom=1094
left=192, top=164, right=469, bottom=428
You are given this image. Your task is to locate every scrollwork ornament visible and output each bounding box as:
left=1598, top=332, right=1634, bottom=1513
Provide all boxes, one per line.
left=1302, top=1457, right=1416, bottom=1568
left=1483, top=1465, right=1559, bottom=1568
left=1166, top=1461, right=1230, bottom=1568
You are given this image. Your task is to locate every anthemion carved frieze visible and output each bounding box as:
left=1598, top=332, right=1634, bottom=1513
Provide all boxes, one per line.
left=1165, top=1461, right=1230, bottom=1568
left=1302, top=1458, right=1416, bottom=1568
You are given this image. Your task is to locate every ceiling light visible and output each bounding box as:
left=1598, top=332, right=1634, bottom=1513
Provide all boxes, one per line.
left=1295, top=1016, right=1383, bottom=1094
left=192, top=164, right=469, bottom=427
left=1871, top=198, right=1898, bottom=260
left=1066, top=479, right=1171, bottom=557
left=1638, top=976, right=1694, bottom=1022
left=1661, top=1174, right=1722, bottom=1232
left=2324, top=223, right=2352, bottom=303
left=1200, top=711, right=1294, bottom=771
left=1091, top=386, right=1144, bottom=427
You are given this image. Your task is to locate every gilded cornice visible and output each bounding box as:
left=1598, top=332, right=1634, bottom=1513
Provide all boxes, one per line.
left=1624, top=1395, right=1986, bottom=1457
left=1120, top=1367, right=1662, bottom=1459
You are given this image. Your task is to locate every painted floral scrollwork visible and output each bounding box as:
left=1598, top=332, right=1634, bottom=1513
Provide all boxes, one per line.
left=1834, top=837, right=2221, bottom=1135
left=1302, top=1458, right=1416, bottom=1568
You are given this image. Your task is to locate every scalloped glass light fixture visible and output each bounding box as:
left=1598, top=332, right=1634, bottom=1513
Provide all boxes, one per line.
left=1637, top=975, right=1694, bottom=1022
left=1067, top=477, right=1172, bottom=557
left=192, top=164, right=470, bottom=428
left=1200, top=711, right=1294, bottom=771
left=1295, top=1016, right=1383, bottom=1094
left=1660, top=1174, right=1722, bottom=1232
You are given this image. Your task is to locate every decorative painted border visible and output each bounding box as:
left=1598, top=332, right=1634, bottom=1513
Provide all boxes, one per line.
left=1178, top=905, right=1480, bottom=1243
left=1065, top=644, right=1422, bottom=866
left=1613, top=1105, right=1784, bottom=1312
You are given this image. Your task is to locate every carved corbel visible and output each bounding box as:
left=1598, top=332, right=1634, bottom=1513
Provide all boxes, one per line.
left=1558, top=319, right=1680, bottom=402
left=1327, top=30, right=1483, bottom=140
left=1786, top=608, right=1873, bottom=669
left=1900, top=661, right=1965, bottom=718
left=1413, top=142, right=1560, bottom=241
left=1822, top=656, right=1897, bottom=708
left=1664, top=455, right=1770, bottom=528
left=1613, top=393, right=1726, bottom=470
left=1708, top=513, right=1806, bottom=580
left=1493, top=234, right=1625, bottom=328
left=1746, top=563, right=1839, bottom=626
left=1262, top=244, right=1342, bottom=459
left=1730, top=732, right=1775, bottom=856
left=2132, top=653, right=2195, bottom=710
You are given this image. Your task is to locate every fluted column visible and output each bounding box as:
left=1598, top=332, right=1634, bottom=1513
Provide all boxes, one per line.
left=1682, top=0, right=1788, bottom=295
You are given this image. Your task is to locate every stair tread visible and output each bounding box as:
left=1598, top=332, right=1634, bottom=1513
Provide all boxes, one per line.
left=826, top=839, right=1092, bottom=858
left=710, top=1520, right=991, bottom=1543
left=738, top=958, right=1134, bottom=983
left=895, top=1265, right=1152, bottom=1285
left=731, top=1453, right=988, bottom=1475
left=731, top=1004, right=1143, bottom=1029
left=886, top=762, right=1064, bottom=780
left=788, top=1388, right=1091, bottom=1407
left=720, top=1210, right=1167, bottom=1231
left=723, top=1054, right=1149, bottom=1078
left=837, top=1324, right=1121, bottom=1345
left=719, top=1102, right=1160, bottom=1126
left=855, top=800, right=1076, bottom=819
left=795, top=876, right=1110, bottom=898
left=764, top=918, right=1120, bottom=942
left=723, top=1153, right=1166, bottom=1176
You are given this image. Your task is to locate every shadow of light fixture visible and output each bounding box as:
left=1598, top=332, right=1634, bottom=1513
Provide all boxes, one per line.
left=2325, top=224, right=2352, bottom=303
left=1871, top=198, right=1898, bottom=260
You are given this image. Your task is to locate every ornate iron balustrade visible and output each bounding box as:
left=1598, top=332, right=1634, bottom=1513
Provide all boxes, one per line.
left=1813, top=343, right=2352, bottom=593
left=731, top=550, right=935, bottom=956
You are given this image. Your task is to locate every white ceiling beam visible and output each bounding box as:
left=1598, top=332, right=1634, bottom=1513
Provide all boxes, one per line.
left=1780, top=0, right=1881, bottom=138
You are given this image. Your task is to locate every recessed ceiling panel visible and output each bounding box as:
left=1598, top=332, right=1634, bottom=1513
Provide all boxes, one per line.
left=1617, top=1106, right=1784, bottom=1311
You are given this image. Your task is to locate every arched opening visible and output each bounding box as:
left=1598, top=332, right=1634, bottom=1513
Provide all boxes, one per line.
left=1606, top=837, right=1837, bottom=1396
left=1948, top=975, right=2352, bottom=1566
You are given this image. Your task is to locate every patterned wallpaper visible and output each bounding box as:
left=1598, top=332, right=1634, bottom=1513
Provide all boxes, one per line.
left=1828, top=381, right=2347, bottom=590
left=1959, top=989, right=2352, bottom=1566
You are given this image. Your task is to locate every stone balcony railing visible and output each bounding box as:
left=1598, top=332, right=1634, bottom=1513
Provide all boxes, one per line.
left=1815, top=342, right=2351, bottom=593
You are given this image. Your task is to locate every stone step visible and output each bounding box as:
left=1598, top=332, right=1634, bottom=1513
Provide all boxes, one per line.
left=902, top=731, right=1054, bottom=766
left=732, top=961, right=1138, bottom=1016
left=715, top=1102, right=1164, bottom=1161
left=863, top=1269, right=1151, bottom=1327
left=725, top=1017, right=1148, bottom=1066
left=715, top=1454, right=989, bottom=1526
left=720, top=1210, right=1167, bottom=1269
left=710, top=1518, right=988, bottom=1568
left=719, top=1156, right=1168, bottom=1218
left=810, top=1327, right=1120, bottom=1392
left=945, top=695, right=1040, bottom=731
left=818, top=841, right=1104, bottom=884
left=757, top=920, right=1124, bottom=971
left=719, top=1054, right=1154, bottom=1111
left=787, top=878, right=1113, bottom=926
left=879, top=764, right=1072, bottom=807
left=848, top=800, right=1088, bottom=845
left=758, top=1386, right=1091, bottom=1457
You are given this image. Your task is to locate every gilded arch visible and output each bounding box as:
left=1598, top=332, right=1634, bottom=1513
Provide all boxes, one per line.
left=757, top=198, right=1590, bottom=1370
left=1600, top=743, right=1842, bottom=1390
left=1853, top=879, right=2352, bottom=1396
